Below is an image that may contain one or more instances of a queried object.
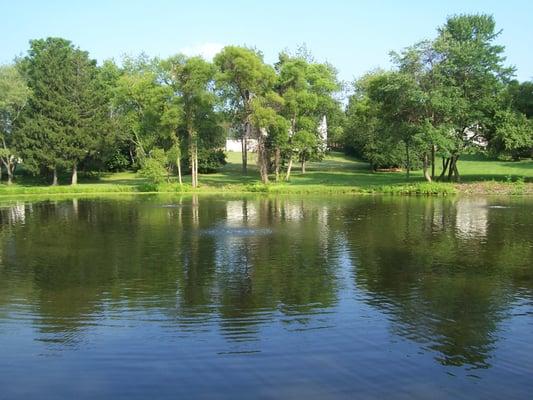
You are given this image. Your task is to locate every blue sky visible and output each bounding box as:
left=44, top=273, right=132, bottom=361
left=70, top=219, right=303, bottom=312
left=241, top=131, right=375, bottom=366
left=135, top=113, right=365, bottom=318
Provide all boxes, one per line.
left=1, top=0, right=531, bottom=82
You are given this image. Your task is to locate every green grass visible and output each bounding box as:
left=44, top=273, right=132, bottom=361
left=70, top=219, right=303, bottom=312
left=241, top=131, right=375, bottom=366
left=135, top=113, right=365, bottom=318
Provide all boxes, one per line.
left=1, top=152, right=532, bottom=197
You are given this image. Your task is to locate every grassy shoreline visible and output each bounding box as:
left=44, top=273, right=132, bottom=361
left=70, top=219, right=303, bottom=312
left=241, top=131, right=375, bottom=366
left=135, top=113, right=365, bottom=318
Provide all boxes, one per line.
left=1, top=152, right=532, bottom=198
left=1, top=179, right=531, bottom=199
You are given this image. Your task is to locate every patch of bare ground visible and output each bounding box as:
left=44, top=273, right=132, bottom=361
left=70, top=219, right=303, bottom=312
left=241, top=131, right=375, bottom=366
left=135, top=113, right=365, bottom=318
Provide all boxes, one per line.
left=455, top=181, right=533, bottom=195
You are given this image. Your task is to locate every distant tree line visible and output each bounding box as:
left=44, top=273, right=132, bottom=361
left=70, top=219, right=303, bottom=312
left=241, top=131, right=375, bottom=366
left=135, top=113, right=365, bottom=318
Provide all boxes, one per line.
left=0, top=14, right=531, bottom=186
left=343, top=14, right=533, bottom=181
left=0, top=39, right=342, bottom=186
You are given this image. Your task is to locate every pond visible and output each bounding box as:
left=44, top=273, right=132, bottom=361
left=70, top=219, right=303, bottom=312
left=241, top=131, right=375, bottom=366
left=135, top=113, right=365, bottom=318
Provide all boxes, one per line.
left=0, top=195, right=532, bottom=399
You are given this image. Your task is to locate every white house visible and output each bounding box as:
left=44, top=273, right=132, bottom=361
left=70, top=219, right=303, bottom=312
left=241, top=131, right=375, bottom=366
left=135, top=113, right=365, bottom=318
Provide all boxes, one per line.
left=225, top=139, right=258, bottom=152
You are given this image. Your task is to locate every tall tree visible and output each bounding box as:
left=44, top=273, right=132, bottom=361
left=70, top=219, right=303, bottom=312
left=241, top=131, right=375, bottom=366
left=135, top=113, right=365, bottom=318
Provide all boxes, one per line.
left=0, top=64, right=30, bottom=184
left=343, top=73, right=407, bottom=171
left=249, top=91, right=287, bottom=181
left=17, top=38, right=105, bottom=184
left=275, top=51, right=340, bottom=179
left=431, top=14, right=515, bottom=180
left=214, top=46, right=276, bottom=181
left=17, top=38, right=72, bottom=184
left=345, top=14, right=521, bottom=181
left=159, top=95, right=183, bottom=184
left=64, top=48, right=107, bottom=184
left=161, top=55, right=216, bottom=188
left=113, top=55, right=168, bottom=166
left=391, top=41, right=456, bottom=181
left=365, top=71, right=428, bottom=179
left=93, top=59, right=132, bottom=172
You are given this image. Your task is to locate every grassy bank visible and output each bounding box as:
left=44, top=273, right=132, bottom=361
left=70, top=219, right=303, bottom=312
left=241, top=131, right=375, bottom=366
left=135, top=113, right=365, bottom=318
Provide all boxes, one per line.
left=1, top=152, right=532, bottom=197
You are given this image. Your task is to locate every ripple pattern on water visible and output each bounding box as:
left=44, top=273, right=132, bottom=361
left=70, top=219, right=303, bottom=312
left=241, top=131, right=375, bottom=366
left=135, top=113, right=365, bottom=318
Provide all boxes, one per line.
left=0, top=196, right=533, bottom=399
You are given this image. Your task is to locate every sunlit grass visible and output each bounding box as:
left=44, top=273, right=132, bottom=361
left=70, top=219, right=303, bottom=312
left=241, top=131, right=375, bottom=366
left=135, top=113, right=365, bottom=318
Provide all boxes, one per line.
left=1, top=151, right=532, bottom=197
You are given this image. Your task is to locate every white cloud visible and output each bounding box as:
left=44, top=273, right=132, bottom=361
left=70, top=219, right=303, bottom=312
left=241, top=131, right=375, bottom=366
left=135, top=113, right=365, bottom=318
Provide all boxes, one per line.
left=180, top=42, right=224, bottom=60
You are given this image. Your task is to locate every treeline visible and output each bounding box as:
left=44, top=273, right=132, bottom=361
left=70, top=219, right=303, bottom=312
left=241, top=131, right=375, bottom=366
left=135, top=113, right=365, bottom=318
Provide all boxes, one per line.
left=0, top=40, right=342, bottom=186
left=344, top=14, right=533, bottom=181
left=0, top=14, right=531, bottom=186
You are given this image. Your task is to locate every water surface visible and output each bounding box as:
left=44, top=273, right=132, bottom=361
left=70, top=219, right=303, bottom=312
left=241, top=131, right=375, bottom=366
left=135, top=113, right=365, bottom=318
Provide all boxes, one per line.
left=1, top=195, right=532, bottom=399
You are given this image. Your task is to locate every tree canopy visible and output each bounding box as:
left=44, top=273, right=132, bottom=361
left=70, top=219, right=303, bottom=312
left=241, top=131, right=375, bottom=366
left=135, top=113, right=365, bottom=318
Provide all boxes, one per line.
left=344, top=14, right=532, bottom=181
left=0, top=14, right=531, bottom=187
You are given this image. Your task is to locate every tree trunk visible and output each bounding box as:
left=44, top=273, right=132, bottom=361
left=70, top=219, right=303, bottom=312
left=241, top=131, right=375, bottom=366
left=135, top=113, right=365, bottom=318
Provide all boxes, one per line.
left=405, top=142, right=410, bottom=179
left=189, top=125, right=198, bottom=188
left=177, top=154, right=182, bottom=185
left=191, top=146, right=195, bottom=188
left=193, top=145, right=198, bottom=187
left=431, top=145, right=436, bottom=180
left=2, top=157, right=15, bottom=185
left=7, top=166, right=13, bottom=185
left=71, top=163, right=78, bottom=185
left=52, top=167, right=58, bottom=186
left=447, top=157, right=455, bottom=181
left=301, top=159, right=306, bottom=174
left=129, top=148, right=136, bottom=167
left=241, top=125, right=249, bottom=175
left=285, top=157, right=293, bottom=181
left=274, top=147, right=280, bottom=181
left=447, top=155, right=460, bottom=182
left=453, top=157, right=460, bottom=182
left=438, top=157, right=449, bottom=181
left=258, top=145, right=269, bottom=184
left=423, top=153, right=432, bottom=182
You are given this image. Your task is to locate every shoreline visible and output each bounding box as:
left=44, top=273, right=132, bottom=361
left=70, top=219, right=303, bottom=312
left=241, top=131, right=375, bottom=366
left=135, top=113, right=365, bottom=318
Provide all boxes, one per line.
left=0, top=180, right=531, bottom=199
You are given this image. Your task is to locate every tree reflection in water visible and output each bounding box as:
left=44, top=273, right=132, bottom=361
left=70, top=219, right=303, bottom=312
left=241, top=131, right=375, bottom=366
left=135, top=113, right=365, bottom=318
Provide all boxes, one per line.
left=0, top=195, right=532, bottom=370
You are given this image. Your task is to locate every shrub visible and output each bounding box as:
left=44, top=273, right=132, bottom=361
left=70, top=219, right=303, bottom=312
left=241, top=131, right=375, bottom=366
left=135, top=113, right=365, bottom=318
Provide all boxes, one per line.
left=138, top=149, right=168, bottom=184
left=197, top=149, right=227, bottom=173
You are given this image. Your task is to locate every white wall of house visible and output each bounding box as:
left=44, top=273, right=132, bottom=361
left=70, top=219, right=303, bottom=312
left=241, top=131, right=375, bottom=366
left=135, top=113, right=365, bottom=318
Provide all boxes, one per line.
left=225, top=139, right=258, bottom=152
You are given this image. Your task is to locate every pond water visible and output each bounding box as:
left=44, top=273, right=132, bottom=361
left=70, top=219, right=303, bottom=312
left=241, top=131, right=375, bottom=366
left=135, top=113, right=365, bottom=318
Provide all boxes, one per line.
left=0, top=195, right=532, bottom=399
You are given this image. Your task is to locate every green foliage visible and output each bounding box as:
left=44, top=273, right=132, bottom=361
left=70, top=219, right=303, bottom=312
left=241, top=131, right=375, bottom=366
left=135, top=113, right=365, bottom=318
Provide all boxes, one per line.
left=292, top=130, right=318, bottom=162
left=197, top=148, right=227, bottom=173
left=16, top=37, right=107, bottom=181
left=504, top=175, right=526, bottom=195
left=507, top=80, right=533, bottom=118
left=0, top=63, right=30, bottom=182
left=1, top=151, right=532, bottom=196
left=214, top=45, right=280, bottom=182
left=138, top=148, right=168, bottom=184
left=275, top=50, right=342, bottom=174
left=432, top=14, right=514, bottom=148
left=160, top=54, right=220, bottom=186
left=344, top=13, right=526, bottom=183
left=113, top=56, right=170, bottom=161
left=105, top=150, right=131, bottom=172
left=373, top=182, right=457, bottom=195
left=182, top=148, right=227, bottom=173
left=344, top=87, right=403, bottom=168
left=2, top=16, right=530, bottom=189
left=214, top=46, right=277, bottom=103
left=0, top=65, right=30, bottom=130
left=491, top=110, right=533, bottom=158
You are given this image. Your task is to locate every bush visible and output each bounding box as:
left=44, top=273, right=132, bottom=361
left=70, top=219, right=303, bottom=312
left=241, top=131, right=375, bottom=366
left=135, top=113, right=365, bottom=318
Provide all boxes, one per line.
left=138, top=149, right=168, bottom=184
left=106, top=151, right=131, bottom=172
left=196, top=148, right=227, bottom=173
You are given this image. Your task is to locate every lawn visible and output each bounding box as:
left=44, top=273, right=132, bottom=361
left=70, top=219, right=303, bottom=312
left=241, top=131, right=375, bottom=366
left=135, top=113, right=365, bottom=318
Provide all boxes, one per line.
left=200, top=151, right=533, bottom=190
left=0, top=151, right=532, bottom=197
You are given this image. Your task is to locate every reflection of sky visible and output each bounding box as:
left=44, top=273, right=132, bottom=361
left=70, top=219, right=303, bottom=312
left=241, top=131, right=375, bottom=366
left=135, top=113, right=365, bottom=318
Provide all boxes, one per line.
left=455, top=198, right=488, bottom=239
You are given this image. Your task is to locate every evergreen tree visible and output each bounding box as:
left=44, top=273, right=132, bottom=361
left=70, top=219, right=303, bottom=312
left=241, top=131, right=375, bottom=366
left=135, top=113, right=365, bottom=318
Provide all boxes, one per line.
left=17, top=37, right=105, bottom=184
